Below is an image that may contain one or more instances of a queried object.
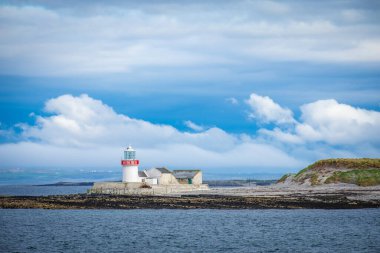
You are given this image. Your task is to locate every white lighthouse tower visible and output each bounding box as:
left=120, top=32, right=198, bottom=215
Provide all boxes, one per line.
left=121, top=145, right=140, bottom=183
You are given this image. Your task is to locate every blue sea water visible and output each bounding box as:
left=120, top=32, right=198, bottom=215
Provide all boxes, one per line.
left=1, top=186, right=380, bottom=252
left=1, top=208, right=379, bottom=252
left=0, top=169, right=120, bottom=185
left=0, top=185, right=91, bottom=196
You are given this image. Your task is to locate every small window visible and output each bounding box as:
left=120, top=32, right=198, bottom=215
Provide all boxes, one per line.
left=124, top=150, right=136, bottom=160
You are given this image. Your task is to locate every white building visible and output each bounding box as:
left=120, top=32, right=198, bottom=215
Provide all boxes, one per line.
left=90, top=146, right=208, bottom=194
left=121, top=146, right=202, bottom=185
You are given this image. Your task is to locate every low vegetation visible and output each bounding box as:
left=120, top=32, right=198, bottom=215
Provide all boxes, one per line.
left=279, top=158, right=380, bottom=186
left=296, top=158, right=380, bottom=178
left=310, top=173, right=319, bottom=186
left=277, top=174, right=291, bottom=184
left=325, top=169, right=380, bottom=187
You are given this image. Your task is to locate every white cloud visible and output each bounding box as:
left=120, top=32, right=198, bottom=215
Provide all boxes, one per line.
left=246, top=93, right=295, bottom=124
left=22, top=94, right=239, bottom=152
left=184, top=120, right=204, bottom=132
left=0, top=2, right=380, bottom=76
left=0, top=141, right=302, bottom=171
left=226, top=97, right=239, bottom=105
left=254, top=1, right=290, bottom=14
left=341, top=9, right=363, bottom=22
left=259, top=128, right=303, bottom=144
left=297, top=99, right=380, bottom=145
left=0, top=94, right=303, bottom=171
left=256, top=96, right=380, bottom=147
left=1, top=93, right=379, bottom=172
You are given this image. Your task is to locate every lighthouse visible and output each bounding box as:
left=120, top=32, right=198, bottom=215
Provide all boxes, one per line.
left=121, top=145, right=140, bottom=182
left=89, top=145, right=210, bottom=194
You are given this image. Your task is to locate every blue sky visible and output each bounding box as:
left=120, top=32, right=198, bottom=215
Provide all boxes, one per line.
left=0, top=0, right=380, bottom=176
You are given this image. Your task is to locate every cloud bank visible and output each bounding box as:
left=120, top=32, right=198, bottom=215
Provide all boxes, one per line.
left=1, top=93, right=379, bottom=172
left=0, top=1, right=380, bottom=76
left=258, top=98, right=380, bottom=147
left=0, top=94, right=302, bottom=171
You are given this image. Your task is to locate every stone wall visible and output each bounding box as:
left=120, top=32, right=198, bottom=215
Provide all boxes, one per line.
left=88, top=182, right=209, bottom=195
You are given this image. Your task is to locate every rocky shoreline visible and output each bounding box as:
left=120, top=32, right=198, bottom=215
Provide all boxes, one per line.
left=1, top=190, right=380, bottom=209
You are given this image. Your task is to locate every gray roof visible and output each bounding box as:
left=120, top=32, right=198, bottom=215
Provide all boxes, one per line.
left=155, top=167, right=172, bottom=174
left=138, top=171, right=147, bottom=177
left=173, top=170, right=200, bottom=179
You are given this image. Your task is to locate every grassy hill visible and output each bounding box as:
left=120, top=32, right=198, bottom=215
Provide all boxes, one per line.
left=278, top=158, right=380, bottom=186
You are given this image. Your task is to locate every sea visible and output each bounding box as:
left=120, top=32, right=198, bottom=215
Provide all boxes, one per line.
left=0, top=185, right=92, bottom=196
left=1, top=185, right=380, bottom=252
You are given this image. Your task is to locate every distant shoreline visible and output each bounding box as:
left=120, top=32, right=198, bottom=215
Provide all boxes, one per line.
left=34, top=182, right=95, bottom=186
left=34, top=179, right=277, bottom=187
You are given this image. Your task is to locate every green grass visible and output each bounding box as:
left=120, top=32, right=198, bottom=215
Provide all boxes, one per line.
left=295, top=158, right=380, bottom=178
left=277, top=174, right=291, bottom=183
left=295, top=167, right=310, bottom=178
left=325, top=169, right=380, bottom=186
left=310, top=173, right=319, bottom=186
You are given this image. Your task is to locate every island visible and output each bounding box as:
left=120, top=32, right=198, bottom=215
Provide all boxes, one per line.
left=1, top=158, right=379, bottom=209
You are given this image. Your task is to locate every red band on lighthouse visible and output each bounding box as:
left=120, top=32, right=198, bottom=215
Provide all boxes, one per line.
left=121, top=160, right=139, bottom=166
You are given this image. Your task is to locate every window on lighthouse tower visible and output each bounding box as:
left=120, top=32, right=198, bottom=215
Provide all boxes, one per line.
left=124, top=150, right=136, bottom=160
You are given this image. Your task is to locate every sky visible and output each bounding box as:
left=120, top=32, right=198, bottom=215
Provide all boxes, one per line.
left=0, top=0, right=380, bottom=177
